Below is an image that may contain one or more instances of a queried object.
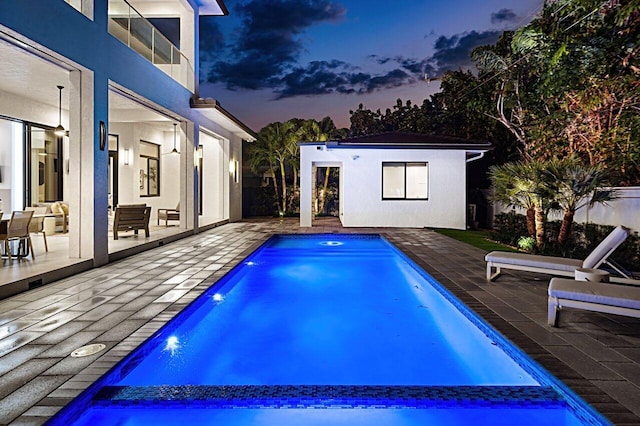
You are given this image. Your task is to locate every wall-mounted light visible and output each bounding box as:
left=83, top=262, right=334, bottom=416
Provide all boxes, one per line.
left=124, top=148, right=130, bottom=165
left=54, top=85, right=66, bottom=137
left=230, top=159, right=239, bottom=183
left=352, top=155, right=360, bottom=160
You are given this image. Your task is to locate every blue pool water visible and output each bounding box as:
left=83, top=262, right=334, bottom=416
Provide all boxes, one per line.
left=48, top=234, right=610, bottom=425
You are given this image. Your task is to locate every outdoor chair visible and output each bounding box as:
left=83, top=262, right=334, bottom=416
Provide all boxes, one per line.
left=25, top=206, right=48, bottom=252
left=0, top=210, right=35, bottom=263
left=113, top=204, right=151, bottom=240
left=485, top=225, right=632, bottom=283
left=157, top=202, right=180, bottom=226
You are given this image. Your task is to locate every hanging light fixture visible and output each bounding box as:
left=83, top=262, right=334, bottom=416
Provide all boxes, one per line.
left=171, top=123, right=179, bottom=154
left=54, top=85, right=66, bottom=137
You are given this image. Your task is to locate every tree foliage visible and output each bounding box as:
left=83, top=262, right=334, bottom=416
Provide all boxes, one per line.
left=248, top=117, right=346, bottom=215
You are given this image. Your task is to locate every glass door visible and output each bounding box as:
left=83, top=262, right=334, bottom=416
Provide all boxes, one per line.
left=26, top=123, right=63, bottom=205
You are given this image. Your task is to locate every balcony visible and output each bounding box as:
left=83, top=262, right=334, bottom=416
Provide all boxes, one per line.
left=108, top=0, right=194, bottom=91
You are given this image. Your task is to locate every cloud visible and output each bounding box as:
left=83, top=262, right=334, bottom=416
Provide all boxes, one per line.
left=274, top=61, right=416, bottom=99
left=201, top=1, right=503, bottom=99
left=205, top=0, right=345, bottom=90
left=199, top=17, right=225, bottom=61
left=430, top=30, right=502, bottom=72
left=491, top=8, right=518, bottom=24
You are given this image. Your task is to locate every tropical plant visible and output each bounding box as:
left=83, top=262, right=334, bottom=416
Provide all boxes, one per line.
left=252, top=121, right=297, bottom=214
left=543, top=157, right=617, bottom=246
left=489, top=160, right=556, bottom=248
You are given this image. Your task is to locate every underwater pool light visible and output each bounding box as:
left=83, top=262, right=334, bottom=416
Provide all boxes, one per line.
left=320, top=241, right=343, bottom=247
left=213, top=293, right=224, bottom=302
left=164, top=336, right=180, bottom=355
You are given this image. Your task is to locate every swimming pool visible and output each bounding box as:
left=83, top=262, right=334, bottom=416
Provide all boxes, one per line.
left=47, top=234, right=610, bottom=425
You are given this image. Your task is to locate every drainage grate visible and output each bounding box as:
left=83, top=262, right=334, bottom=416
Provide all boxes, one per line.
left=71, top=343, right=106, bottom=358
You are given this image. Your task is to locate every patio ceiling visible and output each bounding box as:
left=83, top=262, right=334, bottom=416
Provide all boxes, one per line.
left=0, top=37, right=173, bottom=129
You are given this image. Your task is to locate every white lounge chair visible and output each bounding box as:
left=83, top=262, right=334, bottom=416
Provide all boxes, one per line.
left=548, top=277, right=640, bottom=327
left=485, top=225, right=631, bottom=283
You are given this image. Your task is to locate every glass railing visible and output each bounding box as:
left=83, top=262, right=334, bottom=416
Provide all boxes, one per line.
left=64, top=0, right=93, bottom=19
left=108, top=0, right=194, bottom=91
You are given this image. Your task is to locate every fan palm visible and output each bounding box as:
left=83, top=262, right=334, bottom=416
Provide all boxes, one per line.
left=544, top=157, right=617, bottom=246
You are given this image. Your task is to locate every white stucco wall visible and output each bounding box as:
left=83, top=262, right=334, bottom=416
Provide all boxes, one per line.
left=494, top=187, right=640, bottom=233
left=300, top=145, right=469, bottom=229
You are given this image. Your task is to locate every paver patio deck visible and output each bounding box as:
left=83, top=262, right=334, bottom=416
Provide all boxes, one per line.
left=1, top=218, right=639, bottom=425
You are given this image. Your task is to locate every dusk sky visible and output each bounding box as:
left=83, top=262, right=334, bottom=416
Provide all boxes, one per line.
left=199, top=0, right=545, bottom=131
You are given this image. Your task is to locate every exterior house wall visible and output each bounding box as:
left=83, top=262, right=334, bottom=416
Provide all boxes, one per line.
left=0, top=0, right=252, bottom=270
left=300, top=145, right=468, bottom=229
left=228, top=134, right=244, bottom=222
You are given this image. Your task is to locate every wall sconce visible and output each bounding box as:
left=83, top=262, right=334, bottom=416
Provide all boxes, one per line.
left=54, top=85, right=66, bottom=137
left=230, top=159, right=239, bottom=183
left=124, top=148, right=130, bottom=165
left=352, top=155, right=360, bottom=160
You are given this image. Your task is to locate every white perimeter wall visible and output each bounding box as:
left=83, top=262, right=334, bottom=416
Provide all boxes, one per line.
left=494, top=187, right=640, bottom=233
left=300, top=146, right=468, bottom=229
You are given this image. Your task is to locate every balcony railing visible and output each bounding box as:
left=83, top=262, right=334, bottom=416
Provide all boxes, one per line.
left=108, top=0, right=194, bottom=91
left=64, top=0, right=92, bottom=19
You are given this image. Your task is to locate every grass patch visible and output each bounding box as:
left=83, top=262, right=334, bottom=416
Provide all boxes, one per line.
left=434, top=229, right=518, bottom=253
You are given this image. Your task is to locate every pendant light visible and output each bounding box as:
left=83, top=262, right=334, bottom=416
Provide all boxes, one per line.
left=54, top=85, right=66, bottom=137
left=171, top=123, right=179, bottom=154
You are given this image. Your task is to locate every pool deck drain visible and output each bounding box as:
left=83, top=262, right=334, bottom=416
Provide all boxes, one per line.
left=0, top=218, right=639, bottom=425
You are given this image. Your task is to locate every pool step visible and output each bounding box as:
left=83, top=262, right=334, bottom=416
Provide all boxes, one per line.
left=94, top=384, right=564, bottom=409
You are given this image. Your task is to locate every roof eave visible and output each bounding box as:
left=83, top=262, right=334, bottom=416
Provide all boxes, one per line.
left=190, top=97, right=257, bottom=141
left=197, top=0, right=229, bottom=16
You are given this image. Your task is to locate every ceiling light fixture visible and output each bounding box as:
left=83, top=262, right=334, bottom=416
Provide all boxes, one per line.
left=54, top=85, right=65, bottom=137
left=172, top=123, right=179, bottom=154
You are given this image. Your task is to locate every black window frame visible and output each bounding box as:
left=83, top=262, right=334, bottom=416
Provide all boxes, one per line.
left=381, top=161, right=429, bottom=200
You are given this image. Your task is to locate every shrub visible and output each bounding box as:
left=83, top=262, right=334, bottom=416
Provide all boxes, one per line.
left=491, top=213, right=640, bottom=272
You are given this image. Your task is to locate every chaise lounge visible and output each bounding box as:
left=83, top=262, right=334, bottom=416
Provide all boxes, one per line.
left=485, top=225, right=631, bottom=283
left=548, top=277, right=640, bottom=327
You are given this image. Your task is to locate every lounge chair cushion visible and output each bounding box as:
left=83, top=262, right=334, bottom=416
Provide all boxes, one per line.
left=549, top=278, right=640, bottom=310
left=485, top=252, right=582, bottom=272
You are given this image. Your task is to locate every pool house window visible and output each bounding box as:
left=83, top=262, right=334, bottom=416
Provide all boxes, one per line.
left=382, top=162, right=428, bottom=200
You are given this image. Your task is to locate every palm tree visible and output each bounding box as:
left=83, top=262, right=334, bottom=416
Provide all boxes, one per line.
left=253, top=121, right=296, bottom=214
left=489, top=162, right=537, bottom=238
left=544, top=157, right=617, bottom=246
left=248, top=140, right=279, bottom=213
left=489, top=160, right=555, bottom=249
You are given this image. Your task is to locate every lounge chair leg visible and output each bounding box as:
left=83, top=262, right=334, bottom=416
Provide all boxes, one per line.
left=548, top=296, right=560, bottom=327
left=486, top=263, right=501, bottom=281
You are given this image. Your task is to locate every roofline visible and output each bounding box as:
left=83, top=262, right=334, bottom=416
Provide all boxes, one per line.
left=326, top=141, right=493, bottom=150
left=197, top=0, right=229, bottom=16
left=190, top=97, right=257, bottom=140
left=217, top=0, right=229, bottom=15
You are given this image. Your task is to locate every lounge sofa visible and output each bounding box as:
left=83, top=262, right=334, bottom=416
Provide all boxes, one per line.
left=548, top=277, right=640, bottom=327
left=32, top=201, right=69, bottom=233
